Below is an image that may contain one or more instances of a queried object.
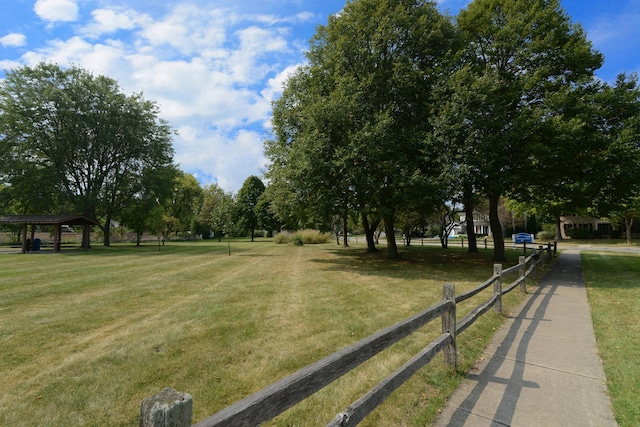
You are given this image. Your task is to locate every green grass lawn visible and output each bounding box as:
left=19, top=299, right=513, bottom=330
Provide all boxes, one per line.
left=582, top=252, right=640, bottom=427
left=0, top=239, right=528, bottom=426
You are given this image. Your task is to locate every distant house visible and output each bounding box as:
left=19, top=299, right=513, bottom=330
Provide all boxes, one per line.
left=560, top=215, right=613, bottom=239
left=458, top=212, right=492, bottom=237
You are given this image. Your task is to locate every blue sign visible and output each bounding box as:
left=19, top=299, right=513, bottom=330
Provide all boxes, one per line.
left=513, top=233, right=534, bottom=244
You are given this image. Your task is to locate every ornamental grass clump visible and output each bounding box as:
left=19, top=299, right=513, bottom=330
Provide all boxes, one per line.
left=274, top=230, right=330, bottom=245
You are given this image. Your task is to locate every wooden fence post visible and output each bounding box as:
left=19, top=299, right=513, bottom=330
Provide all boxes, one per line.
left=519, top=255, right=526, bottom=293
left=538, top=245, right=544, bottom=269
left=493, top=264, right=502, bottom=314
left=140, top=388, right=192, bottom=427
left=442, top=283, right=456, bottom=370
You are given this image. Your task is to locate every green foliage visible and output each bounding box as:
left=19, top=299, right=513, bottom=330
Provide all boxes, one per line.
left=432, top=0, right=603, bottom=261
left=266, top=0, right=456, bottom=259
left=566, top=228, right=591, bottom=239
left=274, top=229, right=331, bottom=245
left=0, top=62, right=176, bottom=245
left=536, top=230, right=556, bottom=240
left=198, top=183, right=234, bottom=241
left=236, top=176, right=266, bottom=241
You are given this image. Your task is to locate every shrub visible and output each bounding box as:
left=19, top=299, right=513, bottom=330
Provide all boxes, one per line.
left=537, top=231, right=556, bottom=240
left=299, top=229, right=331, bottom=244
left=566, top=228, right=591, bottom=239
left=274, top=229, right=330, bottom=245
left=274, top=232, right=293, bottom=244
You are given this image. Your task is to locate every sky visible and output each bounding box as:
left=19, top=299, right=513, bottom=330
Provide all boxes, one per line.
left=1, top=0, right=639, bottom=192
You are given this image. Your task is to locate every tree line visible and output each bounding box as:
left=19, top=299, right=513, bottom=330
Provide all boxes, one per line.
left=0, top=62, right=272, bottom=245
left=264, top=0, right=640, bottom=261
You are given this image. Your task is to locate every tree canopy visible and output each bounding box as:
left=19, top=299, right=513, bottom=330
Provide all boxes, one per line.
left=432, top=0, right=603, bottom=260
left=266, top=0, right=456, bottom=258
left=0, top=62, right=177, bottom=245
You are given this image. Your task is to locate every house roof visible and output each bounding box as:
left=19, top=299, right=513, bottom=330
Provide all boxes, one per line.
left=0, top=215, right=99, bottom=226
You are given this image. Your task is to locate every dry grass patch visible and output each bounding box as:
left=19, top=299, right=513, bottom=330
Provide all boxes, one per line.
left=0, top=240, right=527, bottom=426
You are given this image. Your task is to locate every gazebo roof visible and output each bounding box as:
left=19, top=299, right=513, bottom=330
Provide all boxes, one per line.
left=0, top=215, right=99, bottom=226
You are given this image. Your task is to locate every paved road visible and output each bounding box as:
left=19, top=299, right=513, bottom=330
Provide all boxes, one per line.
left=434, top=251, right=618, bottom=426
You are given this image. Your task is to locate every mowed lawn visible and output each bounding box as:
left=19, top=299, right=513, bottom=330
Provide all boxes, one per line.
left=0, top=240, right=527, bottom=426
left=582, top=252, right=640, bottom=427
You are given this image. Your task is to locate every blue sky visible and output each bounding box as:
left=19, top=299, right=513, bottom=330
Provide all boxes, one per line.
left=1, top=0, right=638, bottom=192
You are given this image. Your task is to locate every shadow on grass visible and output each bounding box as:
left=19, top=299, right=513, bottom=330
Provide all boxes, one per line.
left=310, top=245, right=523, bottom=280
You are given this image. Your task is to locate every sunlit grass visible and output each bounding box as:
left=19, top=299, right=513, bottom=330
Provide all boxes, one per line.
left=582, top=252, right=640, bottom=427
left=0, top=239, right=528, bottom=426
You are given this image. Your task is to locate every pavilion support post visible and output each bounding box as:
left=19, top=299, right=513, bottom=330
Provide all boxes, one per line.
left=21, top=224, right=27, bottom=253
left=53, top=224, right=61, bottom=253
left=82, top=224, right=91, bottom=250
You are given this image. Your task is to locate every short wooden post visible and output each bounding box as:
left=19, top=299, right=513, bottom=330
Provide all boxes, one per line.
left=519, top=255, right=526, bottom=293
left=442, top=284, right=457, bottom=370
left=140, top=388, right=192, bottom=427
left=493, top=264, right=503, bottom=314
left=536, top=245, right=544, bottom=271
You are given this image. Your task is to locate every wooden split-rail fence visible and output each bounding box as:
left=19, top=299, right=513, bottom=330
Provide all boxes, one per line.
left=140, top=243, right=556, bottom=427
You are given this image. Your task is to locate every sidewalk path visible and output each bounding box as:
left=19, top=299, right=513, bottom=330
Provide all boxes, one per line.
left=434, top=250, right=617, bottom=426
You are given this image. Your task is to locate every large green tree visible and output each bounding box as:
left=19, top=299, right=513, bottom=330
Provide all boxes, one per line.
left=236, top=175, right=266, bottom=241
left=0, top=63, right=176, bottom=245
left=198, top=183, right=235, bottom=241
left=591, top=73, right=640, bottom=243
left=163, top=172, right=204, bottom=238
left=266, top=0, right=455, bottom=259
left=434, top=0, right=602, bottom=261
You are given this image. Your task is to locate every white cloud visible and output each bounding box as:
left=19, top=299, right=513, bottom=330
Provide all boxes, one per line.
left=8, top=2, right=313, bottom=191
left=81, top=8, right=139, bottom=38
left=0, top=33, right=27, bottom=47
left=34, top=0, right=79, bottom=23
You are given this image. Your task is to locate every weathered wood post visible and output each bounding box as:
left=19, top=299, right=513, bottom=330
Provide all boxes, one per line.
left=442, top=283, right=457, bottom=370
left=536, top=245, right=544, bottom=272
left=140, top=388, right=192, bottom=427
left=493, top=264, right=503, bottom=314
left=519, top=255, right=526, bottom=293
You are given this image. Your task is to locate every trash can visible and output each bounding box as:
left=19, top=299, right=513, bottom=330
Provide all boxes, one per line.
left=33, top=238, right=41, bottom=251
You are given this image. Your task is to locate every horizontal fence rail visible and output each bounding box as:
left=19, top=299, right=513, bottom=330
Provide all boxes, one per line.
left=141, top=243, right=556, bottom=427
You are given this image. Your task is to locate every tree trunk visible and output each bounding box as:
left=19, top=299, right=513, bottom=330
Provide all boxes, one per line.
left=555, top=215, right=563, bottom=240
left=103, top=215, right=111, bottom=246
left=384, top=215, right=399, bottom=259
left=342, top=209, right=349, bottom=248
left=464, top=203, right=478, bottom=253
left=489, top=192, right=506, bottom=262
left=463, top=185, right=478, bottom=253
left=361, top=213, right=377, bottom=252
left=626, top=215, right=633, bottom=245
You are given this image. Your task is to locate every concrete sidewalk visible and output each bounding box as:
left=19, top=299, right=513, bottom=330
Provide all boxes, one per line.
left=434, top=251, right=617, bottom=427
